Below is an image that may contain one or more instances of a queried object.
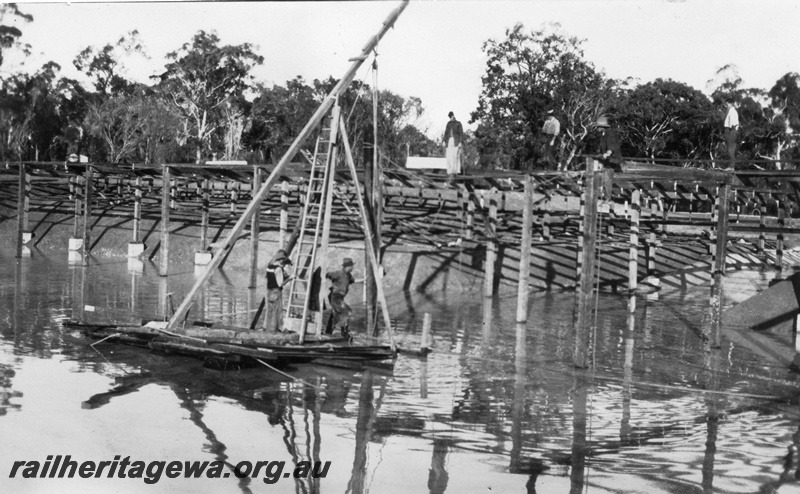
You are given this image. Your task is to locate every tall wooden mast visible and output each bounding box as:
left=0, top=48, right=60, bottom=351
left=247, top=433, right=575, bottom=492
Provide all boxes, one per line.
left=167, top=0, right=409, bottom=331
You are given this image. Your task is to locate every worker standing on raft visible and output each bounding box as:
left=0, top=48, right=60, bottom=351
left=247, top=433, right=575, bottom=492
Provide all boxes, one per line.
left=325, top=257, right=357, bottom=338
left=264, top=249, right=292, bottom=332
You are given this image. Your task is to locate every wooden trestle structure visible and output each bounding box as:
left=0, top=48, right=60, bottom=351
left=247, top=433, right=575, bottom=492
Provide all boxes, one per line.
left=5, top=0, right=800, bottom=369
left=6, top=156, right=800, bottom=367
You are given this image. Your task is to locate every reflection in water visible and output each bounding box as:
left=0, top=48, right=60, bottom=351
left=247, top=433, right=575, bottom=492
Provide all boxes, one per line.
left=570, top=374, right=589, bottom=494
left=621, top=295, right=635, bottom=443
left=427, top=438, right=449, bottom=494
left=5, top=252, right=800, bottom=492
left=174, top=387, right=254, bottom=494
left=347, top=372, right=374, bottom=494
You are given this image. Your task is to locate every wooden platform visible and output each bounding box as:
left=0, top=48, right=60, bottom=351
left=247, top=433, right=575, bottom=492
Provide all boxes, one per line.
left=63, top=320, right=397, bottom=370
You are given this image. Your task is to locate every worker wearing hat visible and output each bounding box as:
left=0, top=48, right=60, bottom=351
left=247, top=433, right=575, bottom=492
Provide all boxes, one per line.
left=595, top=115, right=623, bottom=200
left=595, top=115, right=622, bottom=168
left=325, top=257, right=356, bottom=337
left=264, top=249, right=292, bottom=332
left=542, top=109, right=561, bottom=170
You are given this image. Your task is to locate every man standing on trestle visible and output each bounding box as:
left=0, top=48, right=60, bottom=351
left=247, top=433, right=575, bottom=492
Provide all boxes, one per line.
left=723, top=99, right=739, bottom=170
left=443, top=111, right=463, bottom=185
left=542, top=109, right=561, bottom=170
left=325, top=258, right=356, bottom=338
left=595, top=115, right=623, bottom=201
left=264, top=249, right=292, bottom=332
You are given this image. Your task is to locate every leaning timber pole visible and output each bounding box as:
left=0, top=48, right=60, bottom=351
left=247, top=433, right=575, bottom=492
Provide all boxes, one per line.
left=167, top=0, right=410, bottom=330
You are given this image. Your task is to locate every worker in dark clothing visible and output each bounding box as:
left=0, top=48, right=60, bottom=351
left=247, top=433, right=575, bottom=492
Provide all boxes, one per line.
left=596, top=115, right=623, bottom=169
left=264, top=249, right=292, bottom=332
left=325, top=257, right=356, bottom=337
left=443, top=111, right=464, bottom=184
left=595, top=115, right=623, bottom=200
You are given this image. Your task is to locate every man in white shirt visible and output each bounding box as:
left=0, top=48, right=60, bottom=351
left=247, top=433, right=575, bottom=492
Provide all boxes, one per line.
left=542, top=110, right=561, bottom=170
left=723, top=99, right=739, bottom=168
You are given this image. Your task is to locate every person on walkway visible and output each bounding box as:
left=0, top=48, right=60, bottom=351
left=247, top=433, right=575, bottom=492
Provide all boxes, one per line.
left=325, top=257, right=356, bottom=337
left=443, top=111, right=463, bottom=184
left=723, top=99, right=739, bottom=169
left=542, top=110, right=561, bottom=170
left=595, top=115, right=623, bottom=200
left=264, top=249, right=292, bottom=332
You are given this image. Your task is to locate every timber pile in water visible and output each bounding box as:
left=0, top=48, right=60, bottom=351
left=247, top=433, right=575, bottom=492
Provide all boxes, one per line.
left=62, top=320, right=396, bottom=371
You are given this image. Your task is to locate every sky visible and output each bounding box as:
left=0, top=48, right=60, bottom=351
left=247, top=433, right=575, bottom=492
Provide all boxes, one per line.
left=5, top=0, right=800, bottom=139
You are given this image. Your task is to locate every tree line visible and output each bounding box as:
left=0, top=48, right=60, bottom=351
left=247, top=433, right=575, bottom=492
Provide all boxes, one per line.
left=2, top=5, right=799, bottom=171
left=470, top=23, right=800, bottom=171
left=0, top=5, right=438, bottom=167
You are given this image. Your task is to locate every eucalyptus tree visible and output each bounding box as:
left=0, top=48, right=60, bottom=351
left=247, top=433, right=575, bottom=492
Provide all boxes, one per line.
left=73, top=30, right=146, bottom=95
left=0, top=3, right=32, bottom=68
left=157, top=30, right=263, bottom=163
left=245, top=76, right=318, bottom=164
left=246, top=75, right=436, bottom=167
left=765, top=73, right=800, bottom=167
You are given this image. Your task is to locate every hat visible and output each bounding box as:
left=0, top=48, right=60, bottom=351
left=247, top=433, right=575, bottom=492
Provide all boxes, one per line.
left=546, top=109, right=554, bottom=115
left=67, top=153, right=79, bottom=163
left=342, top=257, right=354, bottom=267
left=596, top=115, right=610, bottom=128
left=448, top=111, right=454, bottom=118
left=273, top=249, right=287, bottom=261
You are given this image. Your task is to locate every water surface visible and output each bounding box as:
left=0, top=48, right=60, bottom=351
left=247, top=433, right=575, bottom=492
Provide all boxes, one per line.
left=2, top=250, right=800, bottom=493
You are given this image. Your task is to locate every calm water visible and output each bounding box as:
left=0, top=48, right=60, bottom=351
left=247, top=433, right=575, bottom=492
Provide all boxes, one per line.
left=2, top=249, right=800, bottom=493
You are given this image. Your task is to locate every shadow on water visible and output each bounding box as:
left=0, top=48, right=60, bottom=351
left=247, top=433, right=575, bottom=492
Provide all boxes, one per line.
left=4, top=250, right=800, bottom=492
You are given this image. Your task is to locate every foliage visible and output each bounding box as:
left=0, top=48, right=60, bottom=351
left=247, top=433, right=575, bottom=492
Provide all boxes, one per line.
left=471, top=23, right=611, bottom=170
left=73, top=30, right=147, bottom=95
left=0, top=3, right=32, bottom=68
left=613, top=79, right=717, bottom=160
left=245, top=75, right=437, bottom=168
left=157, top=30, right=263, bottom=162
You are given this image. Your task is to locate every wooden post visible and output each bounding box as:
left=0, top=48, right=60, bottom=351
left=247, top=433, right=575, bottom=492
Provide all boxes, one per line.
left=73, top=175, right=82, bottom=238
left=714, top=183, right=731, bottom=274
left=249, top=167, right=262, bottom=289
left=421, top=313, right=431, bottom=353
left=279, top=180, right=289, bottom=249
left=574, top=158, right=600, bottom=369
left=23, top=165, right=30, bottom=234
left=82, top=165, right=93, bottom=255
left=628, top=189, right=641, bottom=292
left=777, top=198, right=785, bottom=271
left=200, top=178, right=209, bottom=251
left=516, top=175, right=533, bottom=322
left=160, top=166, right=171, bottom=277
left=576, top=176, right=586, bottom=283
left=15, top=164, right=26, bottom=258
left=628, top=190, right=640, bottom=292
left=646, top=232, right=657, bottom=277
left=133, top=176, right=142, bottom=242
left=484, top=189, right=498, bottom=297
left=230, top=182, right=239, bottom=214
left=758, top=202, right=766, bottom=255
left=364, top=132, right=378, bottom=335
left=466, top=193, right=475, bottom=240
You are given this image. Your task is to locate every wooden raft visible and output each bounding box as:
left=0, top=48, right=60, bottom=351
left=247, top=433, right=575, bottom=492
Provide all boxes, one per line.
left=63, top=320, right=396, bottom=369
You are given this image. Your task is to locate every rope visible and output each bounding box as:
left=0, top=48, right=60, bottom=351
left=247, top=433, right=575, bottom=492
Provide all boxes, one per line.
left=255, top=358, right=324, bottom=391
left=90, top=332, right=122, bottom=348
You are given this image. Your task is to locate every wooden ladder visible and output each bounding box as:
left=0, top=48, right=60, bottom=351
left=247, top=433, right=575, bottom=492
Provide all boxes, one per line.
left=283, top=105, right=341, bottom=341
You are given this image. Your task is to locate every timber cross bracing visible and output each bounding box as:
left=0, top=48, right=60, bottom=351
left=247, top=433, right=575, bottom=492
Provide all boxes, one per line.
left=164, top=0, right=410, bottom=333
